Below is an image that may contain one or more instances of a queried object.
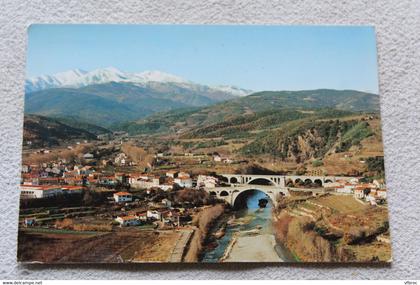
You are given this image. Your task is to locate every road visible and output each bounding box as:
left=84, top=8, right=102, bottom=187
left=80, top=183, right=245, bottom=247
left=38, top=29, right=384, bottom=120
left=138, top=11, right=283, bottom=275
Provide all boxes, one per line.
left=167, top=229, right=194, bottom=262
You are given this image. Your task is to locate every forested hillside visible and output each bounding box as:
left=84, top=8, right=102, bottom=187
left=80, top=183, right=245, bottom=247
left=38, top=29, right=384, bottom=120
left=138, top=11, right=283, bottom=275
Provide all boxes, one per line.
left=23, top=115, right=97, bottom=148
left=241, top=119, right=374, bottom=162
left=114, top=89, right=379, bottom=136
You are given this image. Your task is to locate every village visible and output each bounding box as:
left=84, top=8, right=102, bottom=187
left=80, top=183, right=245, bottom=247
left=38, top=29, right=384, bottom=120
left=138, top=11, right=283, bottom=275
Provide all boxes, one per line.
left=19, top=135, right=388, bottom=227
left=17, top=133, right=389, bottom=263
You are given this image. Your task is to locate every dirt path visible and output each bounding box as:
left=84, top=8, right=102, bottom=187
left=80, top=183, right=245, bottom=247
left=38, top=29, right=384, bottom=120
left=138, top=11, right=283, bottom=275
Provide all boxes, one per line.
left=168, top=229, right=193, bottom=262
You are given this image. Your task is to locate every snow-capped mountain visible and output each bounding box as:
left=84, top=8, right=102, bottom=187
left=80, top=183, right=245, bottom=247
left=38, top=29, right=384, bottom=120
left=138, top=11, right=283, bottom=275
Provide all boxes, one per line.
left=132, top=70, right=188, bottom=84
left=25, top=69, right=88, bottom=93
left=71, top=67, right=129, bottom=87
left=25, top=67, right=252, bottom=97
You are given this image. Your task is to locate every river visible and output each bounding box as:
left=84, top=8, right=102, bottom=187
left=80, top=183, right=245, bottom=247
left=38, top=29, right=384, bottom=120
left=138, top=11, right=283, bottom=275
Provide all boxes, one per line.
left=201, top=190, right=295, bottom=262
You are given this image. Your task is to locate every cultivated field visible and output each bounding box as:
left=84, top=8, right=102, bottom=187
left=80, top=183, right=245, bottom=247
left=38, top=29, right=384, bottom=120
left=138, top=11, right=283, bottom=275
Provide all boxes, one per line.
left=314, top=195, right=367, bottom=213
left=18, top=229, right=182, bottom=263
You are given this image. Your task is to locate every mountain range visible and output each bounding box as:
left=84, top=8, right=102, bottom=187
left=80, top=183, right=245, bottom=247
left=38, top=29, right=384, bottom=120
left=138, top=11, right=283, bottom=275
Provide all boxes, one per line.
left=24, top=67, right=379, bottom=134
left=25, top=67, right=255, bottom=127
left=25, top=67, right=252, bottom=96
left=116, top=89, right=380, bottom=136
left=22, top=68, right=382, bottom=158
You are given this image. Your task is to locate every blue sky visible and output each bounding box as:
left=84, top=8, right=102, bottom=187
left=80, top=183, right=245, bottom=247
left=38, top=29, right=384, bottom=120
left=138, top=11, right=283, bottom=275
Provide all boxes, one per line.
left=27, top=25, right=379, bottom=93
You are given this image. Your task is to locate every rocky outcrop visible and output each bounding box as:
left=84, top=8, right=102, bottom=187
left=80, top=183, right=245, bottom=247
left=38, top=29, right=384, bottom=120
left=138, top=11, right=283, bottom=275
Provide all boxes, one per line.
left=244, top=119, right=373, bottom=164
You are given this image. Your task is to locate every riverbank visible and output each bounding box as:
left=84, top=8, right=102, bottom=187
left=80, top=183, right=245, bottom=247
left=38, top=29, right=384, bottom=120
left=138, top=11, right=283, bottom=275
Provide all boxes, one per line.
left=202, top=195, right=294, bottom=262
left=183, top=204, right=225, bottom=262
left=222, top=232, right=282, bottom=262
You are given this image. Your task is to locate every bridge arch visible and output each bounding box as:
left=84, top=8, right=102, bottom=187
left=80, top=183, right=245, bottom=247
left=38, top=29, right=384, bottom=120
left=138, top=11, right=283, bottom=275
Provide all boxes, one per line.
left=219, top=176, right=229, bottom=183
left=230, top=177, right=239, bottom=184
left=209, top=191, right=217, bottom=196
left=219, top=190, right=229, bottom=197
left=295, top=178, right=304, bottom=186
left=229, top=187, right=289, bottom=208
left=304, top=178, right=313, bottom=185
left=314, top=179, right=323, bottom=187
left=247, top=177, right=275, bottom=186
left=232, top=188, right=275, bottom=210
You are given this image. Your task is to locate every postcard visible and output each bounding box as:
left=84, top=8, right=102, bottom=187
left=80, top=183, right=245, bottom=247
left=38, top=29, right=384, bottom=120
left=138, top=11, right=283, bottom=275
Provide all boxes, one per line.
left=18, top=25, right=391, bottom=263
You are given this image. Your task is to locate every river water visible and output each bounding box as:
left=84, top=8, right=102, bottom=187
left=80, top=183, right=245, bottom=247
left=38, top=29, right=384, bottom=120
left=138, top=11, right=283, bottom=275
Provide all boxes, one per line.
left=202, top=190, right=294, bottom=262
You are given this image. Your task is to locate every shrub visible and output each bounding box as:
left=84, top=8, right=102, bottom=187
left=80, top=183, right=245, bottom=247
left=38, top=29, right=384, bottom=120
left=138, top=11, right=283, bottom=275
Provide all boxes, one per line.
left=55, top=218, right=74, bottom=230
left=312, top=159, right=324, bottom=167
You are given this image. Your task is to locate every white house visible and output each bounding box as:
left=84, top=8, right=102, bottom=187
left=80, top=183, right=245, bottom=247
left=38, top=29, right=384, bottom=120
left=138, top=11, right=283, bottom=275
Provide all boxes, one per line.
left=349, top=178, right=359, bottom=184
left=129, top=175, right=162, bottom=189
left=159, top=184, right=173, bottom=191
left=147, top=210, right=161, bottom=221
left=83, top=153, right=94, bottom=159
left=335, top=186, right=351, bottom=194
left=213, top=154, right=222, bottom=162
left=166, top=170, right=178, bottom=178
left=376, top=189, right=387, bottom=199
left=354, top=188, right=365, bottom=199
left=338, top=183, right=355, bottom=194
left=373, top=180, right=386, bottom=189
left=20, top=185, right=63, bottom=199
left=113, top=191, right=133, bottom=203
left=177, top=172, right=190, bottom=178
left=353, top=183, right=377, bottom=199
left=21, top=165, right=30, bottom=173
left=115, top=215, right=141, bottom=226
left=174, top=177, right=193, bottom=188
left=115, top=153, right=128, bottom=166
left=137, top=212, right=148, bottom=221
left=213, top=154, right=232, bottom=163
left=223, top=157, right=233, bottom=164
left=197, top=175, right=218, bottom=188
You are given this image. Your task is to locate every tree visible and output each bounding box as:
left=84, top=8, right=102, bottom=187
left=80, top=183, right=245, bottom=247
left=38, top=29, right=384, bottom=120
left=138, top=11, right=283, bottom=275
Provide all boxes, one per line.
left=363, top=188, right=371, bottom=197
left=312, top=159, right=323, bottom=167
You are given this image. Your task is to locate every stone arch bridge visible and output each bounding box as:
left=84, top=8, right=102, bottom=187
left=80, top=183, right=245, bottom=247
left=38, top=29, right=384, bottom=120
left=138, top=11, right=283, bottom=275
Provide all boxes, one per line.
left=204, top=174, right=357, bottom=207
left=220, top=174, right=356, bottom=187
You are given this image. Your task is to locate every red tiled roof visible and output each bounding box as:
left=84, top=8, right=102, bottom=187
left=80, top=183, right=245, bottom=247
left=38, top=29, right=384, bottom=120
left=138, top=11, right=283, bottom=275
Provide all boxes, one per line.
left=114, top=191, right=132, bottom=196
left=39, top=177, right=64, bottom=181
left=22, top=173, right=40, bottom=178
left=117, top=215, right=138, bottom=221
left=178, top=175, right=191, bottom=180
left=62, top=186, right=85, bottom=190
left=100, top=176, right=116, bottom=179
left=21, top=185, right=61, bottom=191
